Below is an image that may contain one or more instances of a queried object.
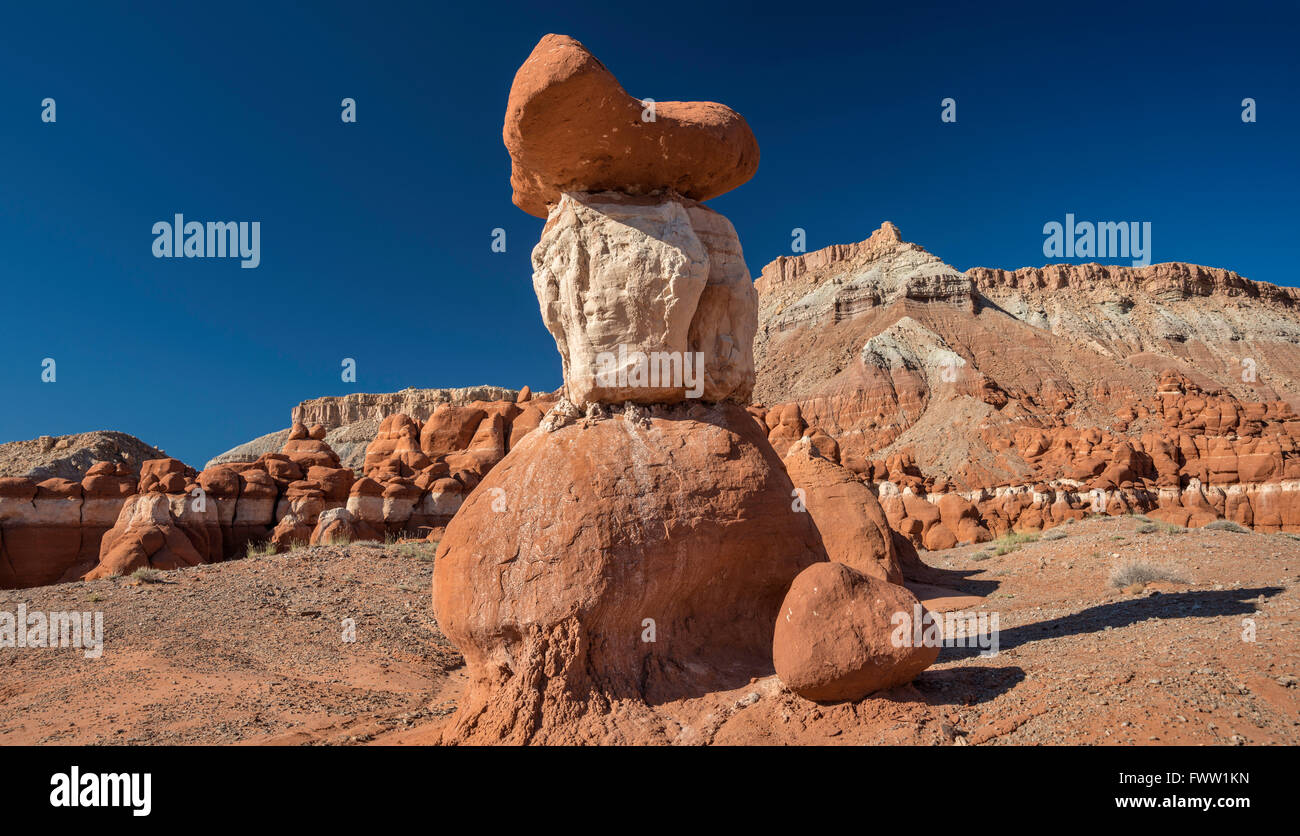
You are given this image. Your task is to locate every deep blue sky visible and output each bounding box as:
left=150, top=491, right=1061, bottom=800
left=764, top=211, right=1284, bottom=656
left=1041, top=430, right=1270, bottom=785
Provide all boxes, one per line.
left=1, top=1, right=1296, bottom=466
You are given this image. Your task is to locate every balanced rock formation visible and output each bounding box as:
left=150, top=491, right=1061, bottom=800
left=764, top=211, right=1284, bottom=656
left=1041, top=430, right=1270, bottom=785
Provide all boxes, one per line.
left=433, top=36, right=854, bottom=743
left=504, top=34, right=759, bottom=218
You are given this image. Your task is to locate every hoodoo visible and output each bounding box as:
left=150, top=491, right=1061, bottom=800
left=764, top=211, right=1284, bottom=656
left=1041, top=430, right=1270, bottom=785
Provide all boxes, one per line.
left=432, top=35, right=846, bottom=744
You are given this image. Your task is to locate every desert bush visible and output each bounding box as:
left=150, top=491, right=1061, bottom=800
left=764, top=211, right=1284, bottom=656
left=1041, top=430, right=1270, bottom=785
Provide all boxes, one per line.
left=1136, top=522, right=1158, bottom=534
left=970, top=550, right=992, bottom=561
left=1109, top=559, right=1190, bottom=588
left=1042, top=528, right=1068, bottom=541
left=131, top=567, right=163, bottom=583
left=244, top=540, right=278, bottom=559
left=987, top=530, right=1039, bottom=556
left=394, top=541, right=437, bottom=561
left=1204, top=520, right=1250, bottom=534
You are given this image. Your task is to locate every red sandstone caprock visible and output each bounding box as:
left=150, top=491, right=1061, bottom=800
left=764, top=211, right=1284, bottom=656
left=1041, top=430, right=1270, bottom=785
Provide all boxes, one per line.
left=504, top=34, right=759, bottom=217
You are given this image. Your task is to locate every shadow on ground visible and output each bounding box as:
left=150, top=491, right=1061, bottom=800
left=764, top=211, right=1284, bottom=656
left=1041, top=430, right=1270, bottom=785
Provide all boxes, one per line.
left=938, top=586, right=1283, bottom=663
left=912, top=665, right=1026, bottom=706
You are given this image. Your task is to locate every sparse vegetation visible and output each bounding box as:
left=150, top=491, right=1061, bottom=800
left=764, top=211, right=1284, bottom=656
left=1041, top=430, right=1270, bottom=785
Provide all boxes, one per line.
left=394, top=541, right=437, bottom=561
left=131, top=567, right=164, bottom=584
left=244, top=540, right=279, bottom=559
left=970, top=550, right=991, bottom=561
left=1109, top=559, right=1190, bottom=589
left=1204, top=520, right=1250, bottom=534
left=1136, top=522, right=1158, bottom=534
left=989, top=530, right=1039, bottom=556
left=1042, top=528, right=1067, bottom=541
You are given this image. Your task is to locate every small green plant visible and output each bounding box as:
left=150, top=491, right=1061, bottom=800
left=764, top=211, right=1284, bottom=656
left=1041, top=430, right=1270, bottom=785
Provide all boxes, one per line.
left=394, top=541, right=437, bottom=560
left=1156, top=521, right=1186, bottom=535
left=87, top=592, right=102, bottom=603
left=1109, top=559, right=1190, bottom=588
left=1136, top=522, right=1158, bottom=534
left=988, top=530, right=1039, bottom=555
left=970, top=550, right=992, bottom=561
left=244, top=540, right=278, bottom=558
left=131, top=567, right=163, bottom=583
left=1042, top=528, right=1067, bottom=541
left=1204, top=520, right=1250, bottom=534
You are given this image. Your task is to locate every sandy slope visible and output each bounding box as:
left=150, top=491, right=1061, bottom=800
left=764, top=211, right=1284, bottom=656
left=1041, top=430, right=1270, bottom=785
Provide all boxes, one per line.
left=1, top=517, right=1296, bottom=745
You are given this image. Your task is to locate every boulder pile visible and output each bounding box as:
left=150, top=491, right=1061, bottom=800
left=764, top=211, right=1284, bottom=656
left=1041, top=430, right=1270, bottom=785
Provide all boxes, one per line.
left=3, top=391, right=553, bottom=587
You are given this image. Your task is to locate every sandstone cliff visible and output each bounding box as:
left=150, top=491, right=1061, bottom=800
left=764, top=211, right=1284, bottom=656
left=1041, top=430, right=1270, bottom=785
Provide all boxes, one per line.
left=755, top=223, right=1300, bottom=546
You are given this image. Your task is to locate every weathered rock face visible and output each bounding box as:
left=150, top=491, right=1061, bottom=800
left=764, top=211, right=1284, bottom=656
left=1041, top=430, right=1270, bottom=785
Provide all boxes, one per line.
left=433, top=403, right=823, bottom=743
left=0, top=431, right=169, bottom=483
left=290, top=386, right=523, bottom=428
left=210, top=387, right=549, bottom=473
left=85, top=492, right=212, bottom=579
left=533, top=191, right=756, bottom=406
left=504, top=34, right=759, bottom=218
left=0, top=464, right=138, bottom=588
left=755, top=223, right=1300, bottom=486
left=754, top=222, right=1300, bottom=542
left=78, top=429, right=358, bottom=579
left=773, top=561, right=939, bottom=702
left=782, top=442, right=901, bottom=584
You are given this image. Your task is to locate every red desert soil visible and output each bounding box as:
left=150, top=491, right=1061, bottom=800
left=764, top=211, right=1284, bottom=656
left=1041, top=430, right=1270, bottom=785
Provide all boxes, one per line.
left=2, top=518, right=1297, bottom=746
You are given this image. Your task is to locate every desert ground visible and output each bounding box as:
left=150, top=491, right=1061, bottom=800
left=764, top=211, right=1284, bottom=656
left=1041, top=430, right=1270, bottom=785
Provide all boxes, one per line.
left=3, top=514, right=1294, bottom=746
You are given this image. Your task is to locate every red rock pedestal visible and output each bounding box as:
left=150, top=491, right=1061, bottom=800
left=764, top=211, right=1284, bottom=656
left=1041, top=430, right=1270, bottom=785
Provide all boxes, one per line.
left=432, top=402, right=822, bottom=744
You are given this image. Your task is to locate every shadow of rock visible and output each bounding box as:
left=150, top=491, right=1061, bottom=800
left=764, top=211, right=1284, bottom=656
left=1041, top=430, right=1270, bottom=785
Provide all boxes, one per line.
left=911, top=665, right=1026, bottom=706
left=940, top=586, right=1283, bottom=663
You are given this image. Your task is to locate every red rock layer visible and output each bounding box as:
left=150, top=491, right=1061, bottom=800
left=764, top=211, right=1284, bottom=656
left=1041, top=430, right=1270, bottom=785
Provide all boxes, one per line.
left=4, top=394, right=553, bottom=588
